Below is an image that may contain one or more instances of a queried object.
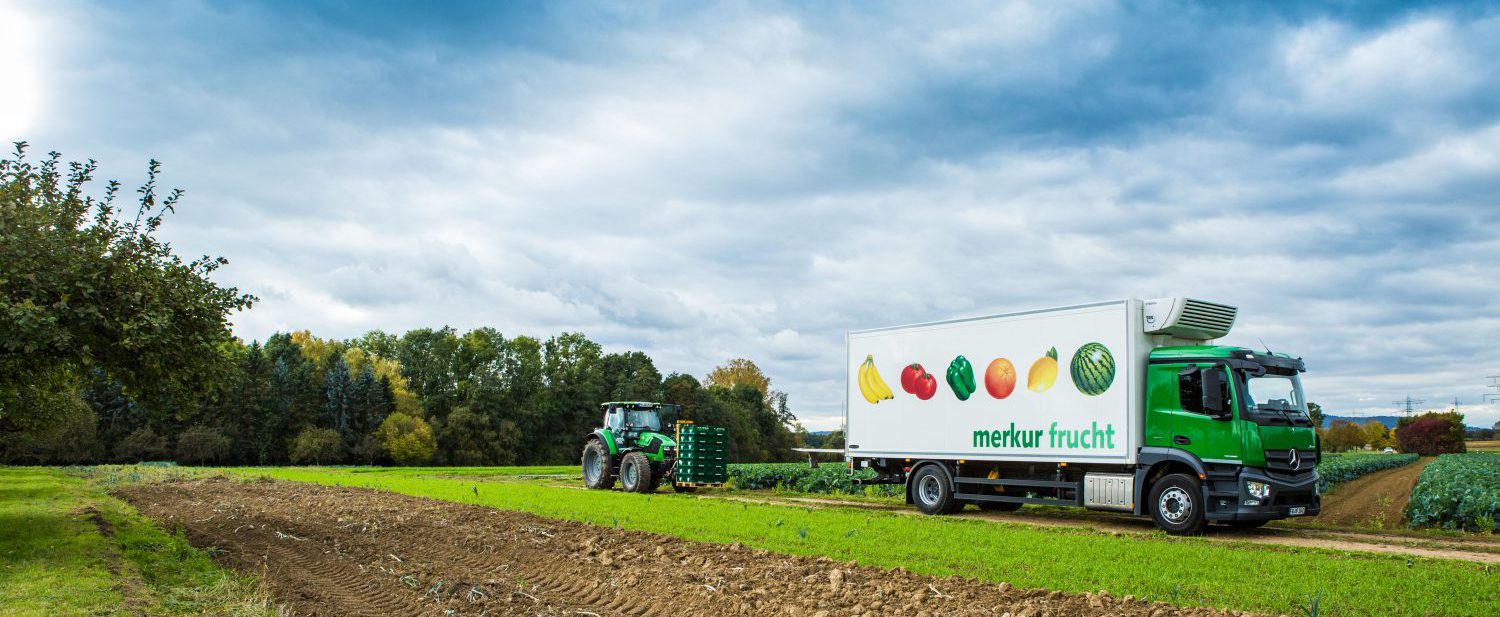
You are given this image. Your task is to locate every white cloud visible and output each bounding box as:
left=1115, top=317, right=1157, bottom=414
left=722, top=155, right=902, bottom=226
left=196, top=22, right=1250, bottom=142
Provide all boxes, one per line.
left=20, top=1, right=1500, bottom=429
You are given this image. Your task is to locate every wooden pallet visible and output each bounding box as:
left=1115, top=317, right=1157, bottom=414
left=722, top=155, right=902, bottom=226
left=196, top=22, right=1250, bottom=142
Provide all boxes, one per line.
left=673, top=481, right=726, bottom=488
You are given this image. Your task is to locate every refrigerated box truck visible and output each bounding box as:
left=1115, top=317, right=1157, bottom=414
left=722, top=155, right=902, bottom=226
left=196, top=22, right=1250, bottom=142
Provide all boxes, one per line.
left=845, top=298, right=1320, bottom=535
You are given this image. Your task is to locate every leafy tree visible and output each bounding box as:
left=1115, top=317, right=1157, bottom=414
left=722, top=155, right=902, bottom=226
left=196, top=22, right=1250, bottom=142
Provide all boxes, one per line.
left=175, top=425, right=231, bottom=465
left=705, top=358, right=770, bottom=394
left=289, top=427, right=342, bottom=465
left=1361, top=421, right=1394, bottom=450
left=1396, top=412, right=1467, bottom=455
left=377, top=412, right=436, bottom=465
left=1320, top=420, right=1366, bottom=452
left=1, top=144, right=255, bottom=432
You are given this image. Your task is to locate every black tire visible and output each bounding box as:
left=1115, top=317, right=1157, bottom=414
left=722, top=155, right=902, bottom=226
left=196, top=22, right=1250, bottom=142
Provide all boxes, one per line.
left=910, top=465, right=958, bottom=515
left=1149, top=473, right=1206, bottom=536
left=581, top=439, right=615, bottom=490
left=977, top=500, right=1023, bottom=512
left=1225, top=519, right=1268, bottom=529
left=620, top=452, right=656, bottom=493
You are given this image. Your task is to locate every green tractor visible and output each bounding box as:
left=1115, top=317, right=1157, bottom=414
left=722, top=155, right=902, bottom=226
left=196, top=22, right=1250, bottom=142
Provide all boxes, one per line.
left=581, top=401, right=727, bottom=493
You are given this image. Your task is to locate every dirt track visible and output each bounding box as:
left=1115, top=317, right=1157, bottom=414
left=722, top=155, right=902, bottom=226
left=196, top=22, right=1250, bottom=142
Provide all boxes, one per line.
left=118, top=478, right=1254, bottom=617
left=1313, top=457, right=1433, bottom=529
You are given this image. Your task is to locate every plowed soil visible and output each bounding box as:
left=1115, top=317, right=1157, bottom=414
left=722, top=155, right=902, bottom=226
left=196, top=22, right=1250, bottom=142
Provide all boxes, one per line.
left=118, top=478, right=1255, bottom=617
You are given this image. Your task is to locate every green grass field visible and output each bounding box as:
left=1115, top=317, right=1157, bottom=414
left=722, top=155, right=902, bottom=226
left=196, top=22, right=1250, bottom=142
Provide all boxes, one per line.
left=224, top=466, right=1498, bottom=617
left=0, top=468, right=272, bottom=617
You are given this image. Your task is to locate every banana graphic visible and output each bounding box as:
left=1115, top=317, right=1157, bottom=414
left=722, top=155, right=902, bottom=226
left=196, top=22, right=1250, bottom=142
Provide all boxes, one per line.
left=858, top=359, right=881, bottom=404
left=858, top=355, right=894, bottom=404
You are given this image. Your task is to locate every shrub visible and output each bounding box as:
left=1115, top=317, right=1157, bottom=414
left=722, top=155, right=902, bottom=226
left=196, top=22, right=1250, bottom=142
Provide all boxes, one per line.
left=114, top=426, right=170, bottom=462
left=289, top=427, right=343, bottom=465
left=1406, top=453, right=1500, bottom=532
left=377, top=413, right=436, bottom=465
left=175, top=425, right=232, bottom=466
left=1396, top=412, right=1467, bottom=455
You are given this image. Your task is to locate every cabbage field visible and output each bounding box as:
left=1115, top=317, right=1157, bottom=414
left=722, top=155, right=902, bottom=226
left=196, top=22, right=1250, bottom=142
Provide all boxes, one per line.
left=1405, top=453, right=1500, bottom=532
left=1315, top=452, right=1420, bottom=492
left=727, top=463, right=901, bottom=496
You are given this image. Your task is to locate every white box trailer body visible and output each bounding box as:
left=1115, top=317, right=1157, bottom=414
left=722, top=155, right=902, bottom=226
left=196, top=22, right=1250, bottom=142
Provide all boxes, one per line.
left=845, top=299, right=1148, bottom=465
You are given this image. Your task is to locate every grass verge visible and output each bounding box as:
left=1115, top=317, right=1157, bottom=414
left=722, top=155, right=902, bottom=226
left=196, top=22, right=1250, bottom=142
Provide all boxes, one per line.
left=0, top=467, right=274, bottom=617
left=224, top=466, right=1497, bottom=617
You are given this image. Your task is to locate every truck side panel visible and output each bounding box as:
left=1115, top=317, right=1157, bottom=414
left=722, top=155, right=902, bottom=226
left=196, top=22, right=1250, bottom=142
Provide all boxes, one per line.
left=846, top=300, right=1144, bottom=465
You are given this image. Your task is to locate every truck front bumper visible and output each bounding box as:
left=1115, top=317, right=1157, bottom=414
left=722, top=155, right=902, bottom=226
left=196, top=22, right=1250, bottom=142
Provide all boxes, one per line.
left=1206, top=467, right=1321, bottom=522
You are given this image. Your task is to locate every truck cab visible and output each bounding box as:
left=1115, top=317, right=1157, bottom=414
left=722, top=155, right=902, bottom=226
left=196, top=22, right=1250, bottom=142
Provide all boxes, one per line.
left=1141, top=346, right=1320, bottom=532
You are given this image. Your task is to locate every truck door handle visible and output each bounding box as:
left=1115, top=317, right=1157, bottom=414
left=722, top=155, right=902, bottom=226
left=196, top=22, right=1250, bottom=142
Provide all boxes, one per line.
left=1173, top=435, right=1191, bottom=445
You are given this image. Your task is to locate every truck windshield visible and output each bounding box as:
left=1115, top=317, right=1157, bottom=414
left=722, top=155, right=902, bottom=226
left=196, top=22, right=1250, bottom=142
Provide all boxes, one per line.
left=1238, top=372, right=1312, bottom=426
left=626, top=409, right=661, bottom=431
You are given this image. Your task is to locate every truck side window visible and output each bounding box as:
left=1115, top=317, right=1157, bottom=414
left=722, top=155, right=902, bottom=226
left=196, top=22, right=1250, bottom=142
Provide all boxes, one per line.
left=1179, top=365, right=1230, bottom=417
left=1178, top=366, right=1204, bottom=413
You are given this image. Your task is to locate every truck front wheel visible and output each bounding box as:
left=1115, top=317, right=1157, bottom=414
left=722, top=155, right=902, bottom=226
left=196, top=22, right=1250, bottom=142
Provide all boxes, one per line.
left=910, top=465, right=959, bottom=515
left=1149, top=473, right=1206, bottom=536
left=582, top=440, right=616, bottom=490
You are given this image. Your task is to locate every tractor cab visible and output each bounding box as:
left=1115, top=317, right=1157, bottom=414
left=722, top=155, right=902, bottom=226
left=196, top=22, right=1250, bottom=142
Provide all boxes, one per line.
left=602, top=401, right=675, bottom=444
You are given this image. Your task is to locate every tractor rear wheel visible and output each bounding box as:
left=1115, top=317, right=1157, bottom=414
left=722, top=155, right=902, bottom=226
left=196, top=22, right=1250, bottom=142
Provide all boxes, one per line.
left=581, top=440, right=615, bottom=490
left=620, top=452, right=656, bottom=493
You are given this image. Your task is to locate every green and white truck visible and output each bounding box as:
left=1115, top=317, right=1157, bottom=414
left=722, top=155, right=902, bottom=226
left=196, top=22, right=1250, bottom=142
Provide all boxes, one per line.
left=846, top=297, right=1319, bottom=535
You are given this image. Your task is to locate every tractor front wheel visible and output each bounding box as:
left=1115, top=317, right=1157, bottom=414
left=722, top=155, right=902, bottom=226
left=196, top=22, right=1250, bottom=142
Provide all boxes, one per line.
left=581, top=440, right=615, bottom=490
left=620, top=452, right=656, bottom=493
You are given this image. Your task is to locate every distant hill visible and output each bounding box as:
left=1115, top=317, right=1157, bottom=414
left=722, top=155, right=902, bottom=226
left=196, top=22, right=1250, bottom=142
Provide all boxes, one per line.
left=1321, top=415, right=1400, bottom=429
left=1320, top=414, right=1490, bottom=431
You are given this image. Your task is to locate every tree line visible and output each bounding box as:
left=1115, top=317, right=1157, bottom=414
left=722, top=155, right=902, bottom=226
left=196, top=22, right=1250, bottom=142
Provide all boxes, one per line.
left=1, top=327, right=807, bottom=466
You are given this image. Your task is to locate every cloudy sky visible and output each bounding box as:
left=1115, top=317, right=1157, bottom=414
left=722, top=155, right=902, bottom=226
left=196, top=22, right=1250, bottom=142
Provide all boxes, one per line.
left=6, top=0, right=1498, bottom=429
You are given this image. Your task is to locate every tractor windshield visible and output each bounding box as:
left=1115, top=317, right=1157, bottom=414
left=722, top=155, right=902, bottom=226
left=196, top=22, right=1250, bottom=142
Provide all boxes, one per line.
left=626, top=409, right=662, bottom=431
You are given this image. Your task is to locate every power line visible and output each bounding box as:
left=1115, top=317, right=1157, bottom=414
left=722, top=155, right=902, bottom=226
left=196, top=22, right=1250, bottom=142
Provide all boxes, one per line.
left=1486, top=376, right=1500, bottom=404
left=1392, top=395, right=1424, bottom=417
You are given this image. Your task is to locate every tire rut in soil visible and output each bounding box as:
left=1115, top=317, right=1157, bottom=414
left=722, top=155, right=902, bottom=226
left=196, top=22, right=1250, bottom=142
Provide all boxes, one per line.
left=117, top=477, right=1259, bottom=617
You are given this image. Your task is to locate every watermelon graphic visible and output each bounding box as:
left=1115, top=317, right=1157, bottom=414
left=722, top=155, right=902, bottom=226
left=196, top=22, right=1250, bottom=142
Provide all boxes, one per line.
left=1070, top=342, right=1115, bottom=396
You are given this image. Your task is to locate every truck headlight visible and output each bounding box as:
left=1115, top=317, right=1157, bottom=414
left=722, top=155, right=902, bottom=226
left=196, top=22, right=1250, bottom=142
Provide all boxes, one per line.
left=1246, top=481, right=1271, bottom=500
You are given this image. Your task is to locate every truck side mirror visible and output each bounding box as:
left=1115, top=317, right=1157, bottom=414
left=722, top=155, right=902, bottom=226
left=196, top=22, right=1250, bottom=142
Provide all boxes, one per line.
left=1201, top=368, right=1229, bottom=419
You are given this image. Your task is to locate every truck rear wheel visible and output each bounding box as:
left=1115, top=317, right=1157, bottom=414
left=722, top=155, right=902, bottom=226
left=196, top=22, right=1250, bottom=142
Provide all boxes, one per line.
left=620, top=452, right=656, bottom=493
left=1149, top=473, right=1206, bottom=536
left=910, top=465, right=959, bottom=515
left=581, top=439, right=615, bottom=490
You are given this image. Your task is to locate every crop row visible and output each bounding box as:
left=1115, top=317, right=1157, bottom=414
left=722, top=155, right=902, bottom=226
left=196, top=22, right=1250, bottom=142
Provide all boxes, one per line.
left=1315, top=452, right=1419, bottom=492
left=727, top=463, right=901, bottom=496
left=1405, top=453, right=1500, bottom=532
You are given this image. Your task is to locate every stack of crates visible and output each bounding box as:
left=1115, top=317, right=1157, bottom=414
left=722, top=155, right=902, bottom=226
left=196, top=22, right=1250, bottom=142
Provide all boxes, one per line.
left=675, top=423, right=728, bottom=485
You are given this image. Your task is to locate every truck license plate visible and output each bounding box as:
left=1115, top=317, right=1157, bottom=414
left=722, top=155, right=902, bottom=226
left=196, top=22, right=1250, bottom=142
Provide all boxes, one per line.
left=1288, top=506, right=1306, bottom=516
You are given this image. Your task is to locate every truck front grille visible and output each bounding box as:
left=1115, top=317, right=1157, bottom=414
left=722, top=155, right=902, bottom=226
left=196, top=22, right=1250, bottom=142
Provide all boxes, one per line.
left=1263, top=449, right=1318, bottom=475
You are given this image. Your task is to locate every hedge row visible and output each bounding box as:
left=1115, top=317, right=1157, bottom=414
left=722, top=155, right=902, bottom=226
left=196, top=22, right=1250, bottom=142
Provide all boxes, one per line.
left=1315, top=452, right=1419, bottom=492
left=1406, top=453, right=1500, bottom=532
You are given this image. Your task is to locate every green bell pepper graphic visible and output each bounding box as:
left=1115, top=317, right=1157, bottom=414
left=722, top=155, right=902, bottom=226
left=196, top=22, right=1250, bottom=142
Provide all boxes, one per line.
left=946, top=355, right=976, bottom=401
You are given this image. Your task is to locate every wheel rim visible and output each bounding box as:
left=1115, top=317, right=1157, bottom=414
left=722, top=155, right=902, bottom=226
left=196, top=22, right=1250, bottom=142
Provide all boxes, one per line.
left=583, top=449, right=601, bottom=483
left=1159, top=486, right=1193, bottom=524
left=623, top=460, right=637, bottom=487
left=918, top=474, right=942, bottom=506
